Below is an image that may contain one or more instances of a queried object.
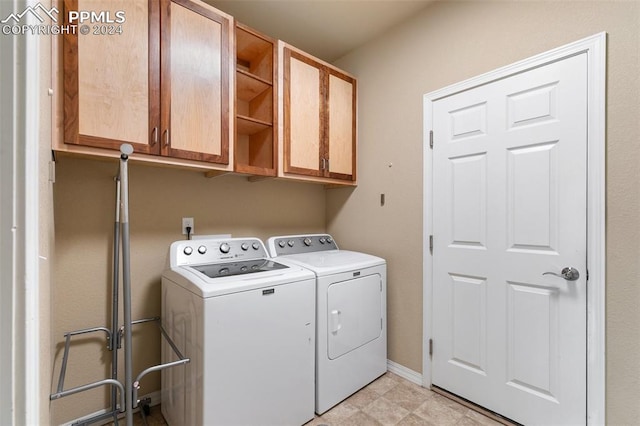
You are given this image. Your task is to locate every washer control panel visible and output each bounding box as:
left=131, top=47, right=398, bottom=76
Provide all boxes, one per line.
left=267, top=234, right=338, bottom=256
left=170, top=237, right=268, bottom=267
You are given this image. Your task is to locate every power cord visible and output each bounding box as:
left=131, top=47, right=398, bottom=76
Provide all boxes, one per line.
left=186, top=226, right=192, bottom=240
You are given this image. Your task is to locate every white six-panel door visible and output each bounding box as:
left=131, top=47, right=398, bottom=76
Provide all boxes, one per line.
left=431, top=53, right=588, bottom=425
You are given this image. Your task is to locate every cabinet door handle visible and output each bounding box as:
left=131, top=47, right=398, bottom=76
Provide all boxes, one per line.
left=321, top=158, right=326, bottom=170
left=151, top=127, right=158, bottom=146
left=326, top=158, right=330, bottom=171
left=163, top=129, right=169, bottom=147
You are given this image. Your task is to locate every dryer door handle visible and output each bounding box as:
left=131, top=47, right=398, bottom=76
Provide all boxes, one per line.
left=330, top=309, right=342, bottom=334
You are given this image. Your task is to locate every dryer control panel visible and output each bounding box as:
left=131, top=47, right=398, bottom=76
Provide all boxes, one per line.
left=267, top=234, right=338, bottom=257
left=170, top=237, right=268, bottom=267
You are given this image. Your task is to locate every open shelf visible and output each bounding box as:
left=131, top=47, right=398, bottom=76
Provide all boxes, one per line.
left=234, top=23, right=277, bottom=177
left=236, top=26, right=273, bottom=83
left=237, top=115, right=272, bottom=135
left=235, top=127, right=276, bottom=176
left=237, top=69, right=271, bottom=101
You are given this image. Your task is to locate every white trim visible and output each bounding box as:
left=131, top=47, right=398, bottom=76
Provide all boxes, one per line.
left=0, top=12, right=17, bottom=425
left=0, top=1, right=43, bottom=423
left=584, top=33, right=607, bottom=426
left=24, top=12, right=42, bottom=424
left=422, top=101, right=435, bottom=390
left=422, top=32, right=606, bottom=425
left=387, top=360, right=423, bottom=386
left=60, top=391, right=162, bottom=426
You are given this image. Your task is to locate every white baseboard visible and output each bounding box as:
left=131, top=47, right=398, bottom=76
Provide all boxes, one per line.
left=61, top=391, right=161, bottom=426
left=387, top=359, right=423, bottom=386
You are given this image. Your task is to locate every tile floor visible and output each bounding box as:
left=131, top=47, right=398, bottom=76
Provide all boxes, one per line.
left=113, top=372, right=502, bottom=426
left=106, top=405, right=166, bottom=426
left=305, top=372, right=502, bottom=426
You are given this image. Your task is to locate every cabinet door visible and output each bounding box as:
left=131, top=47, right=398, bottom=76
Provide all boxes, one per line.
left=326, top=70, right=356, bottom=181
left=160, top=0, right=230, bottom=164
left=63, top=0, right=160, bottom=154
left=283, top=49, right=324, bottom=177
left=283, top=47, right=357, bottom=183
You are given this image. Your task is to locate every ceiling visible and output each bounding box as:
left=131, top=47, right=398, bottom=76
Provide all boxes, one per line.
left=206, top=0, right=434, bottom=62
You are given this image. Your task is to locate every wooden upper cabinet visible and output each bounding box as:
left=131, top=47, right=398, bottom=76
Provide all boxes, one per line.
left=326, top=70, right=356, bottom=181
left=161, top=0, right=229, bottom=163
left=285, top=51, right=323, bottom=177
left=62, top=0, right=231, bottom=166
left=63, top=0, right=158, bottom=154
left=282, top=45, right=357, bottom=184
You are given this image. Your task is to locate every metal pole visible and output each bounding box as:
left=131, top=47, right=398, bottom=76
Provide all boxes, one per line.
left=119, top=144, right=134, bottom=426
left=50, top=379, right=126, bottom=412
left=111, top=177, right=121, bottom=423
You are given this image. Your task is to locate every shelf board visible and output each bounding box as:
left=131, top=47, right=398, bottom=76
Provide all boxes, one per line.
left=237, top=115, right=272, bottom=135
left=236, top=69, right=272, bottom=101
left=235, top=164, right=277, bottom=178
left=237, top=27, right=273, bottom=66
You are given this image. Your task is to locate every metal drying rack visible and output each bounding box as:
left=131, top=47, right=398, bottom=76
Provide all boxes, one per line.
left=50, top=145, right=190, bottom=426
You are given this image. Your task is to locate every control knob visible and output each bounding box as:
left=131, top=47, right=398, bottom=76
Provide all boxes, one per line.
left=278, top=240, right=286, bottom=248
left=241, top=243, right=249, bottom=251
left=183, top=246, right=193, bottom=255
left=219, top=243, right=231, bottom=254
left=319, top=237, right=326, bottom=244
left=303, top=237, right=312, bottom=246
left=252, top=242, right=260, bottom=250
left=288, top=240, right=295, bottom=247
left=198, top=245, right=207, bottom=254
left=326, top=237, right=333, bottom=244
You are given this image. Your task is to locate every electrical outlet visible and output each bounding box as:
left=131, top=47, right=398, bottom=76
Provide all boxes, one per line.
left=182, top=217, right=194, bottom=235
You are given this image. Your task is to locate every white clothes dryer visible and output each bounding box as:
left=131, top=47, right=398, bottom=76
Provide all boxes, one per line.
left=267, top=234, right=387, bottom=414
left=161, top=237, right=316, bottom=426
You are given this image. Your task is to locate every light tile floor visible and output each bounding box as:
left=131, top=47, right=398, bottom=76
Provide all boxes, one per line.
left=106, top=405, right=167, bottom=426
left=113, top=372, right=502, bottom=426
left=305, top=372, right=502, bottom=426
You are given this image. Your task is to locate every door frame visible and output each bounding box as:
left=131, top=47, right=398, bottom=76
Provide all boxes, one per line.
left=0, top=1, right=43, bottom=422
left=422, top=33, right=606, bottom=425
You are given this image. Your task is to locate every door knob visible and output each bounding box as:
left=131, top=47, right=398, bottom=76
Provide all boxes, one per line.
left=543, top=267, right=580, bottom=281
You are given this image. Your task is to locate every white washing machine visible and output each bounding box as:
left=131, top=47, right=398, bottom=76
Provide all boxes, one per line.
left=267, top=234, right=387, bottom=414
left=161, top=237, right=316, bottom=426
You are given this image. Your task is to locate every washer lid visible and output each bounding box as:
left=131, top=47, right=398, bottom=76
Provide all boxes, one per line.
left=163, top=257, right=315, bottom=298
left=191, top=259, right=288, bottom=279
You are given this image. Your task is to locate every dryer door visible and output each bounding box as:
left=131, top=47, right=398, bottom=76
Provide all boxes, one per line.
left=327, top=273, right=383, bottom=360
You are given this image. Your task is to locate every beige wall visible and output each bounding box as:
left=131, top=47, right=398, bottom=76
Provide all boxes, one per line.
left=51, top=157, right=325, bottom=424
left=328, top=1, right=640, bottom=424
left=51, top=1, right=640, bottom=424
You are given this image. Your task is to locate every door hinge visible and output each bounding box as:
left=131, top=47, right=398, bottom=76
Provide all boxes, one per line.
left=429, top=338, right=433, bottom=357
left=429, top=235, right=433, bottom=254
left=429, top=130, right=434, bottom=149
